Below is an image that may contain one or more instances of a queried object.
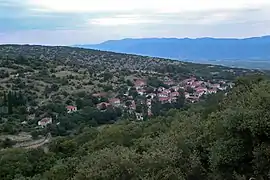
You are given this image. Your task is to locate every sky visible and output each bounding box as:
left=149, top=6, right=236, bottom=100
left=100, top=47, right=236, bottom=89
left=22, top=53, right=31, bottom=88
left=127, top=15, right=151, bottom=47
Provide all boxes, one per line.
left=0, top=0, right=270, bottom=45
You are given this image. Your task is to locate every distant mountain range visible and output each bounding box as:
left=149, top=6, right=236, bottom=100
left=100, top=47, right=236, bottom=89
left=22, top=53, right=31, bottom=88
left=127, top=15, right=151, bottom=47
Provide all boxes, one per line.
left=75, top=36, right=270, bottom=69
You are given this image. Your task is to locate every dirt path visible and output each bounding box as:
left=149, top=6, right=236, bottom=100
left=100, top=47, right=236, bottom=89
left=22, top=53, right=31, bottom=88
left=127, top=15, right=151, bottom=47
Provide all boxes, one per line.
left=13, top=133, right=52, bottom=149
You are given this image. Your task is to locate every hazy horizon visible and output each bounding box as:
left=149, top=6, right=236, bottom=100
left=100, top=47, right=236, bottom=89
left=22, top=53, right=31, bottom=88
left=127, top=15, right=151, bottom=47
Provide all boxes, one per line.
left=1, top=0, right=270, bottom=45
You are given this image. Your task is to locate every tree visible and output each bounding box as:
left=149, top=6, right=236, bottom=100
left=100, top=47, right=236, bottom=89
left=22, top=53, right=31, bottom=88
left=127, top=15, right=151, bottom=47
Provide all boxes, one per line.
left=186, top=86, right=194, bottom=94
left=3, top=92, right=7, bottom=106
left=126, top=79, right=133, bottom=86
left=7, top=91, right=13, bottom=114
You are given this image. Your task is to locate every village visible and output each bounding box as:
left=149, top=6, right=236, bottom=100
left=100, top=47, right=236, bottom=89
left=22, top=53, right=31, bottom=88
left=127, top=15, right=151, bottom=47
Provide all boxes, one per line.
left=37, top=76, right=234, bottom=127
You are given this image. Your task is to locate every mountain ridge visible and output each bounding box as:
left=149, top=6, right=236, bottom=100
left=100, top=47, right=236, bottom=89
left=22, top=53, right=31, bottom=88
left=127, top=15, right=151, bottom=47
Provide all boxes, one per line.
left=75, top=36, right=270, bottom=69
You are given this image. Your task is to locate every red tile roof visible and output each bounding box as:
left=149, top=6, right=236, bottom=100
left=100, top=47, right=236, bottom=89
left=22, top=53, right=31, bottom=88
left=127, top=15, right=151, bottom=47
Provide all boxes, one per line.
left=97, top=102, right=111, bottom=109
left=109, top=98, right=121, bottom=104
left=171, top=92, right=180, bottom=97
left=159, top=97, right=170, bottom=102
left=66, top=106, right=77, bottom=110
left=134, top=79, right=146, bottom=86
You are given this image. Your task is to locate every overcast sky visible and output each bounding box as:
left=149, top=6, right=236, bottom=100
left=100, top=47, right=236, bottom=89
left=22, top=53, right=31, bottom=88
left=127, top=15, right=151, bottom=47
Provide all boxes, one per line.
left=0, top=0, right=270, bottom=45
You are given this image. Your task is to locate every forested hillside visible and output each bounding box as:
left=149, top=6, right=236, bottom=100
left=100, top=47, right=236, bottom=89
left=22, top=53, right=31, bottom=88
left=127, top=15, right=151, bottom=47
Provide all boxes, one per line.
left=0, top=45, right=258, bottom=142
left=1, top=75, right=270, bottom=180
left=0, top=45, right=269, bottom=180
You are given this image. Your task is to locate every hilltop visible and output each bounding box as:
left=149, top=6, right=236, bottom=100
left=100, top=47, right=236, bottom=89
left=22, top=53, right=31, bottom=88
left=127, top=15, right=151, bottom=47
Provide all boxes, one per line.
left=77, top=36, right=270, bottom=69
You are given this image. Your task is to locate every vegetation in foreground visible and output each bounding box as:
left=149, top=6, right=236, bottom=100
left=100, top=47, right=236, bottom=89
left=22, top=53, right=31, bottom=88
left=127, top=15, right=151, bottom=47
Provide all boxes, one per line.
left=1, top=75, right=270, bottom=180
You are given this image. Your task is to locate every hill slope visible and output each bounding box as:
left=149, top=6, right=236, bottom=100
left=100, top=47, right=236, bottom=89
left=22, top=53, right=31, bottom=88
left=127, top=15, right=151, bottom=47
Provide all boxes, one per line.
left=0, top=45, right=264, bottom=147
left=1, top=75, right=270, bottom=180
left=77, top=36, right=270, bottom=69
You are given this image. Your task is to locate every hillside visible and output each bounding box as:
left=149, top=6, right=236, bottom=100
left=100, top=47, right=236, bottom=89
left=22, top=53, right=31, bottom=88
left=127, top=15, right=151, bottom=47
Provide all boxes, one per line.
left=0, top=45, right=262, bottom=143
left=77, top=36, right=270, bottom=69
left=1, top=75, right=270, bottom=180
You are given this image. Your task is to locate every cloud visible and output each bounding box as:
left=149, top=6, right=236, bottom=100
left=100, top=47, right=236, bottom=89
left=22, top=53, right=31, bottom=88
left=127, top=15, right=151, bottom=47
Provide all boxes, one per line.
left=26, top=0, right=270, bottom=13
left=0, top=0, right=270, bottom=44
left=89, top=14, right=161, bottom=26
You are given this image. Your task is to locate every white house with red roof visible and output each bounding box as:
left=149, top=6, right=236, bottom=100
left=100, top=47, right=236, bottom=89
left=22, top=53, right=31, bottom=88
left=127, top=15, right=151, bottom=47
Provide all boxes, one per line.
left=191, top=81, right=203, bottom=88
left=195, top=90, right=205, bottom=97
left=109, top=98, right=121, bottom=106
left=195, top=87, right=208, bottom=97
left=134, top=79, right=146, bottom=89
left=66, top=106, right=78, bottom=114
left=211, top=84, right=221, bottom=89
left=164, top=89, right=171, bottom=94
left=97, top=102, right=111, bottom=110
left=158, top=87, right=166, bottom=92
left=183, top=77, right=196, bottom=85
left=207, top=88, right=217, bottom=94
left=38, top=117, right=52, bottom=128
left=185, top=92, right=190, bottom=99
left=187, top=96, right=199, bottom=103
left=171, top=86, right=180, bottom=92
left=163, top=80, right=175, bottom=86
left=158, top=92, right=169, bottom=98
left=159, top=97, right=171, bottom=104
left=171, top=91, right=180, bottom=97
left=137, top=89, right=146, bottom=96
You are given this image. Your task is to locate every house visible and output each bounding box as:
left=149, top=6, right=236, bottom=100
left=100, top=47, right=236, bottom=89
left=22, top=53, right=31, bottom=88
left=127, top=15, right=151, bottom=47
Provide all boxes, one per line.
left=163, top=80, right=175, bottom=86
left=146, top=99, right=152, bottom=107
left=97, top=102, right=111, bottom=110
left=191, top=81, right=204, bottom=88
left=164, top=89, right=171, bottom=94
left=38, top=117, right=52, bottom=127
left=158, top=87, right=166, bottom=92
left=148, top=109, right=153, bottom=116
left=171, top=92, right=180, bottom=97
left=137, top=89, right=146, bottom=96
left=195, top=90, right=205, bottom=97
left=218, top=86, right=227, bottom=91
left=171, top=86, right=180, bottom=92
left=195, top=87, right=208, bottom=92
left=227, top=82, right=235, bottom=88
left=171, top=96, right=178, bottom=102
left=195, top=87, right=208, bottom=97
left=135, top=112, right=144, bottom=121
left=208, top=88, right=217, bottom=94
left=21, top=121, right=27, bottom=125
left=211, top=84, right=221, bottom=89
left=159, top=97, right=171, bottom=104
left=146, top=93, right=156, bottom=99
left=130, top=100, right=136, bottom=110
left=184, top=92, right=190, bottom=99
left=134, top=79, right=146, bottom=88
left=109, top=98, right=121, bottom=106
left=187, top=96, right=199, bottom=103
left=158, top=92, right=169, bottom=98
left=183, top=77, right=196, bottom=85
left=66, top=106, right=78, bottom=113
left=220, top=80, right=226, bottom=84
